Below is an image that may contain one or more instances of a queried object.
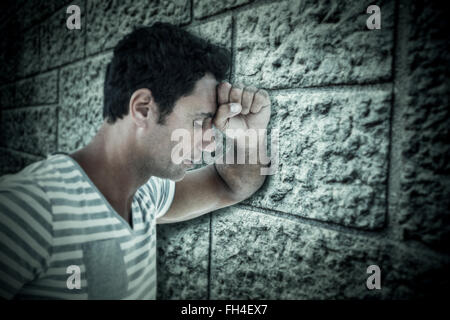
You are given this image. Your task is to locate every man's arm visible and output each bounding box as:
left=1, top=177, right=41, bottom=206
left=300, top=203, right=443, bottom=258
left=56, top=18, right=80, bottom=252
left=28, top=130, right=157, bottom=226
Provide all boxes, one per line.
left=157, top=82, right=271, bottom=224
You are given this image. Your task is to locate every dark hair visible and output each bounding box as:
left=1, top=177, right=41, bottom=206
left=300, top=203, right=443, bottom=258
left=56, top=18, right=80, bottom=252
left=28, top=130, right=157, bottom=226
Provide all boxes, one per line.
left=103, top=22, right=231, bottom=124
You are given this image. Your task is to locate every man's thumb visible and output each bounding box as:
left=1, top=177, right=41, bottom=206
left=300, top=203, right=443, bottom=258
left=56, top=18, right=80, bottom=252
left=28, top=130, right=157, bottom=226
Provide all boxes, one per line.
left=213, top=103, right=242, bottom=130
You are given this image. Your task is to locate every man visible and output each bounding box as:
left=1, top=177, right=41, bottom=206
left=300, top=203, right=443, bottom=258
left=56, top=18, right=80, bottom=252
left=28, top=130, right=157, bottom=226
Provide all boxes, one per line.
left=0, top=22, right=271, bottom=299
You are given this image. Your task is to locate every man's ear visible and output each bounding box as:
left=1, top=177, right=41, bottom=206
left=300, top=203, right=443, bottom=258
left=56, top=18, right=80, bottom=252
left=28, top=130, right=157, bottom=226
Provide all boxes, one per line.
left=129, top=88, right=159, bottom=127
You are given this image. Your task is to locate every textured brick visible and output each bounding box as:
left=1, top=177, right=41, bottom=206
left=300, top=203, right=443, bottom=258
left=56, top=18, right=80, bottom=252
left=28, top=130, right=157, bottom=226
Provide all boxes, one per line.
left=58, top=53, right=112, bottom=153
left=40, top=2, right=86, bottom=70
left=193, top=0, right=251, bottom=19
left=187, top=15, right=233, bottom=49
left=15, top=0, right=70, bottom=30
left=235, top=0, right=394, bottom=88
left=0, top=106, right=57, bottom=156
left=244, top=89, right=391, bottom=229
left=211, top=207, right=449, bottom=299
left=0, top=2, right=73, bottom=81
left=0, top=84, right=16, bottom=109
left=15, top=71, right=58, bottom=107
left=157, top=215, right=210, bottom=299
left=0, top=148, right=42, bottom=176
left=0, top=19, right=20, bottom=84
left=86, top=0, right=191, bottom=55
left=0, top=1, right=16, bottom=26
left=398, top=1, right=450, bottom=252
left=17, top=26, right=40, bottom=77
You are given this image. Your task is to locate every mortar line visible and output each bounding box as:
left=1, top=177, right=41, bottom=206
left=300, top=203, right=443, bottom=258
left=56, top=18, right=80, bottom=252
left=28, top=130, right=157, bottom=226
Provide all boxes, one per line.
left=2, top=104, right=58, bottom=112
left=83, top=0, right=87, bottom=60
left=265, top=81, right=393, bottom=93
left=230, top=13, right=236, bottom=83
left=207, top=212, right=212, bottom=299
left=1, top=147, right=44, bottom=158
left=384, top=0, right=401, bottom=232
left=188, top=11, right=232, bottom=28
left=2, top=73, right=393, bottom=93
left=235, top=203, right=450, bottom=259
left=0, top=147, right=44, bottom=159
left=236, top=203, right=389, bottom=236
left=0, top=69, right=59, bottom=89
left=2, top=49, right=114, bottom=87
left=192, top=0, right=274, bottom=23
left=384, top=0, right=410, bottom=240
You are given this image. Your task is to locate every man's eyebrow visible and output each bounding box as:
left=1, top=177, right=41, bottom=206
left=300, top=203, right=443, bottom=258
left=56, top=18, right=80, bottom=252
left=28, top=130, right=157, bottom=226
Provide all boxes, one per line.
left=194, top=112, right=215, bottom=118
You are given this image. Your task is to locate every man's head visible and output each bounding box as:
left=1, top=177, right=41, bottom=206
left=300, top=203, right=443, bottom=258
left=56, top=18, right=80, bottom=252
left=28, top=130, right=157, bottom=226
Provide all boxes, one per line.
left=103, top=23, right=231, bottom=181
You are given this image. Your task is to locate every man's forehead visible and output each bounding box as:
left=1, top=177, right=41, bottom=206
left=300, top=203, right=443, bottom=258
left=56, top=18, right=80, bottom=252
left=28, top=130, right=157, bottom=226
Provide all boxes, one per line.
left=187, top=75, right=219, bottom=115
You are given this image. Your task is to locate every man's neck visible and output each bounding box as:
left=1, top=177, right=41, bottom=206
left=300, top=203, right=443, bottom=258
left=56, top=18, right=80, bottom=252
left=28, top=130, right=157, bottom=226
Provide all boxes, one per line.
left=69, top=124, right=150, bottom=225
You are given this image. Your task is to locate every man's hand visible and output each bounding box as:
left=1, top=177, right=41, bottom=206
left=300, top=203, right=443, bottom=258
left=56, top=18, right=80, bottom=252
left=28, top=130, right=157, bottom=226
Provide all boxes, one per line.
left=157, top=82, right=271, bottom=224
left=213, top=82, right=271, bottom=135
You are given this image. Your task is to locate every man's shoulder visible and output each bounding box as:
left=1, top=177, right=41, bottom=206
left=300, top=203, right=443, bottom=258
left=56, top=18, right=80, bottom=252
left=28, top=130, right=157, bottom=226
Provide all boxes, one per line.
left=138, top=176, right=175, bottom=198
left=0, top=157, right=57, bottom=225
left=138, top=176, right=176, bottom=219
left=0, top=154, right=69, bottom=202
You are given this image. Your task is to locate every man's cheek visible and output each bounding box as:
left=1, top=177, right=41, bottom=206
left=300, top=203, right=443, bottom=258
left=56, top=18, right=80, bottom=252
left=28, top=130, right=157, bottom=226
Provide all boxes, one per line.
left=169, top=128, right=192, bottom=164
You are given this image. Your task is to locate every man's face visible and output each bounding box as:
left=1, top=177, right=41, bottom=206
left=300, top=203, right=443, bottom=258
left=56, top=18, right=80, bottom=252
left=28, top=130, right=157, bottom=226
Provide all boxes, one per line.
left=145, top=73, right=218, bottom=181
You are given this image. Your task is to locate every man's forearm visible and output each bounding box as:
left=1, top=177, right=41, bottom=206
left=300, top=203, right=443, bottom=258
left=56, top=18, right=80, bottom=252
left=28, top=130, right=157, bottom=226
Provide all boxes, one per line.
left=214, top=133, right=269, bottom=201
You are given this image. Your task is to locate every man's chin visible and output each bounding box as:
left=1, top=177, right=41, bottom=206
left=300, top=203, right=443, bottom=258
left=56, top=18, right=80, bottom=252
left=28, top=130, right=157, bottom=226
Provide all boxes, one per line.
left=168, top=164, right=187, bottom=181
left=172, top=172, right=186, bottom=182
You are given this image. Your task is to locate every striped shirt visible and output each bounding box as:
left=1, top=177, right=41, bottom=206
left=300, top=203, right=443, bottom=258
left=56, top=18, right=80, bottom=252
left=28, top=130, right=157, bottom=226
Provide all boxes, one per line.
left=0, top=154, right=175, bottom=299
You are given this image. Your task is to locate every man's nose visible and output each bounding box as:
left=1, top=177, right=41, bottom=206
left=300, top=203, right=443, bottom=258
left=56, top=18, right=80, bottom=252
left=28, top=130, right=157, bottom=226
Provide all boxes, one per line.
left=202, top=136, right=216, bottom=152
left=202, top=118, right=216, bottom=153
left=194, top=118, right=216, bottom=153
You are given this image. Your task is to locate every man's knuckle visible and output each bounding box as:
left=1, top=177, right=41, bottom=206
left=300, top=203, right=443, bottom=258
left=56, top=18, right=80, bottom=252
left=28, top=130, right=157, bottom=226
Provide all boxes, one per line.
left=254, top=90, right=270, bottom=103
left=230, top=89, right=242, bottom=98
left=230, top=87, right=243, bottom=99
left=257, top=89, right=269, bottom=97
left=218, top=82, right=231, bottom=92
left=243, top=89, right=253, bottom=99
left=245, top=86, right=258, bottom=93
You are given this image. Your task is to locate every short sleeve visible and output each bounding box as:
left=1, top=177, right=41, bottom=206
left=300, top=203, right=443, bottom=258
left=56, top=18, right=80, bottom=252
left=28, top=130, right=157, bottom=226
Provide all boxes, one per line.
left=0, top=179, right=53, bottom=299
left=140, top=176, right=176, bottom=219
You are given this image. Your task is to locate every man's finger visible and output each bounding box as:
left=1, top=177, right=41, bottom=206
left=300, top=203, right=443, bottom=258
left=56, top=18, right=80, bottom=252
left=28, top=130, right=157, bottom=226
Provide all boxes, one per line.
left=217, top=82, right=232, bottom=106
left=251, top=89, right=270, bottom=114
left=213, top=103, right=242, bottom=131
left=229, top=84, right=244, bottom=105
left=241, top=86, right=257, bottom=115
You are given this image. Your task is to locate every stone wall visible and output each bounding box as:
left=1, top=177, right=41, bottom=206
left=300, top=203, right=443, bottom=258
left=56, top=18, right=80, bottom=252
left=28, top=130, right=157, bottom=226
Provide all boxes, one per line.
left=0, top=0, right=448, bottom=299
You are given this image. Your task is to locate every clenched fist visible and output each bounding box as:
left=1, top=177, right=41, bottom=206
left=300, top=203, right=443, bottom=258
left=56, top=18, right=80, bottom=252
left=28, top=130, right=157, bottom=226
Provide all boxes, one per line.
left=213, top=82, right=271, bottom=135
